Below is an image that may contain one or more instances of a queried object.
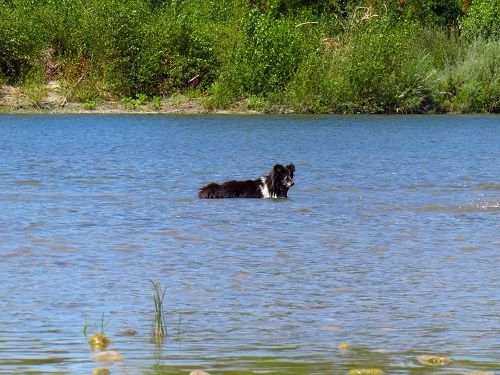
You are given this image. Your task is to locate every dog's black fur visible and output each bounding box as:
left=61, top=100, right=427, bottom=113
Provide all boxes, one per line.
left=198, top=163, right=295, bottom=199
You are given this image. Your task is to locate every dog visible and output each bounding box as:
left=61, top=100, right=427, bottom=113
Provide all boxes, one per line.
left=198, top=163, right=295, bottom=199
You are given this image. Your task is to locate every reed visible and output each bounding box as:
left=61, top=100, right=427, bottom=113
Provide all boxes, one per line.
left=151, top=280, right=167, bottom=342
left=84, top=313, right=111, bottom=351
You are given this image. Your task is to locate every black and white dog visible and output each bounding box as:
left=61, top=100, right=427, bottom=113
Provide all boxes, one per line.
left=198, top=163, right=295, bottom=199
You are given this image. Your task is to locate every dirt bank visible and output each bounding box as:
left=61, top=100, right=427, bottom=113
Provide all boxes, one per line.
left=0, top=82, right=257, bottom=115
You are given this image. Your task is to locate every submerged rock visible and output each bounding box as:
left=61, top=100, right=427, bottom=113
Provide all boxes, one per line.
left=348, top=369, right=384, bottom=375
left=121, top=328, right=137, bottom=336
left=92, top=368, right=110, bottom=375
left=92, top=350, right=124, bottom=362
left=338, top=342, right=352, bottom=350
left=416, top=355, right=452, bottom=366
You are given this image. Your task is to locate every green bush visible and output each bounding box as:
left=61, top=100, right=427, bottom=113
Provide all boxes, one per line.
left=381, top=0, right=463, bottom=27
left=211, top=8, right=301, bottom=106
left=440, top=40, right=500, bottom=113
left=0, top=3, right=47, bottom=82
left=136, top=13, right=217, bottom=95
left=287, top=17, right=445, bottom=113
left=462, top=0, right=500, bottom=40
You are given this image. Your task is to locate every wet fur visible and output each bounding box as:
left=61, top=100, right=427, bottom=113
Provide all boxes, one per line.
left=199, top=164, right=295, bottom=199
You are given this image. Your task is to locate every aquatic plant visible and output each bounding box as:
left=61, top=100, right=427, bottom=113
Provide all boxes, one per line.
left=84, top=314, right=111, bottom=351
left=88, top=333, right=111, bottom=351
left=151, top=280, right=167, bottom=342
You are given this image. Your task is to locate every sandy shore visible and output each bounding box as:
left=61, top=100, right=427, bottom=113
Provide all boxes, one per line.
left=0, top=82, right=259, bottom=115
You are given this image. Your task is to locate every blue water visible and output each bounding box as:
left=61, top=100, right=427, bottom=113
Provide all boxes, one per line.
left=0, top=114, right=499, bottom=374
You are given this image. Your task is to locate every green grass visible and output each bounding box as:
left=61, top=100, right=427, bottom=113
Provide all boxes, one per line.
left=83, top=99, right=97, bottom=110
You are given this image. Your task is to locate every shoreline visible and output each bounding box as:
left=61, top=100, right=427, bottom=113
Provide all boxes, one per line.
left=0, top=83, right=263, bottom=115
left=1, top=83, right=497, bottom=116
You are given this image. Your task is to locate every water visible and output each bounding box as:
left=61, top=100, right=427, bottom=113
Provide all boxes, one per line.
left=0, top=114, right=498, bottom=375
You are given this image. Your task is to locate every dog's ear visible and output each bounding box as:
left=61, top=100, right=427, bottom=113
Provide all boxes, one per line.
left=287, top=163, right=295, bottom=177
left=273, top=164, right=284, bottom=174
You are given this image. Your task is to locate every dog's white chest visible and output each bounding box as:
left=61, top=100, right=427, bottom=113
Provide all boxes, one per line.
left=260, top=177, right=276, bottom=199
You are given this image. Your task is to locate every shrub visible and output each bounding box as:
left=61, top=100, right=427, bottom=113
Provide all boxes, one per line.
left=0, top=3, right=47, bottom=82
left=381, top=0, right=464, bottom=27
left=462, top=0, right=500, bottom=40
left=440, top=39, right=500, bottom=113
left=287, top=15, right=447, bottom=113
left=136, top=13, right=217, bottom=95
left=211, top=8, right=302, bottom=106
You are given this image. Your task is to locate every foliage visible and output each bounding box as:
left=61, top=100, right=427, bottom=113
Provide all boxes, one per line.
left=83, top=99, right=97, bottom=110
left=211, top=8, right=301, bottom=106
left=286, top=17, right=448, bottom=113
left=462, top=0, right=500, bottom=40
left=0, top=2, right=46, bottom=82
left=21, top=67, right=47, bottom=106
left=440, top=39, right=500, bottom=113
left=0, top=0, right=498, bottom=113
left=380, top=0, right=464, bottom=27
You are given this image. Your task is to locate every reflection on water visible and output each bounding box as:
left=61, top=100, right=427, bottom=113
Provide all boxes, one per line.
left=0, top=115, right=499, bottom=374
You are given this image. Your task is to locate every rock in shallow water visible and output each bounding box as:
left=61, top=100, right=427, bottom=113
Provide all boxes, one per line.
left=348, top=369, right=384, bottom=375
left=121, top=327, right=137, bottom=336
left=416, top=355, right=452, bottom=366
left=92, top=350, right=124, bottom=362
left=92, top=368, right=110, bottom=375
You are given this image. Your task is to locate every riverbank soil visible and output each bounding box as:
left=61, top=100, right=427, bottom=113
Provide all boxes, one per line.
left=0, top=82, right=212, bottom=114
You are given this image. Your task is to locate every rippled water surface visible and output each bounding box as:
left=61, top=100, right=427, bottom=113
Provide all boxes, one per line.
left=0, top=115, right=499, bottom=374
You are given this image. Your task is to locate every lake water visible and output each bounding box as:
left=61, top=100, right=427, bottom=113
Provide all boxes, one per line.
left=0, top=114, right=498, bottom=375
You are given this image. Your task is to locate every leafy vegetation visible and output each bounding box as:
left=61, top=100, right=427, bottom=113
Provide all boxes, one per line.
left=0, top=0, right=498, bottom=113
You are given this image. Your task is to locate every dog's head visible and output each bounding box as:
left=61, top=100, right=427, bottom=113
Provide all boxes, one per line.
left=272, top=163, right=295, bottom=190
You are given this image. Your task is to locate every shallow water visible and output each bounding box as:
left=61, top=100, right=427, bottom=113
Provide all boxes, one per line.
left=0, top=114, right=498, bottom=374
